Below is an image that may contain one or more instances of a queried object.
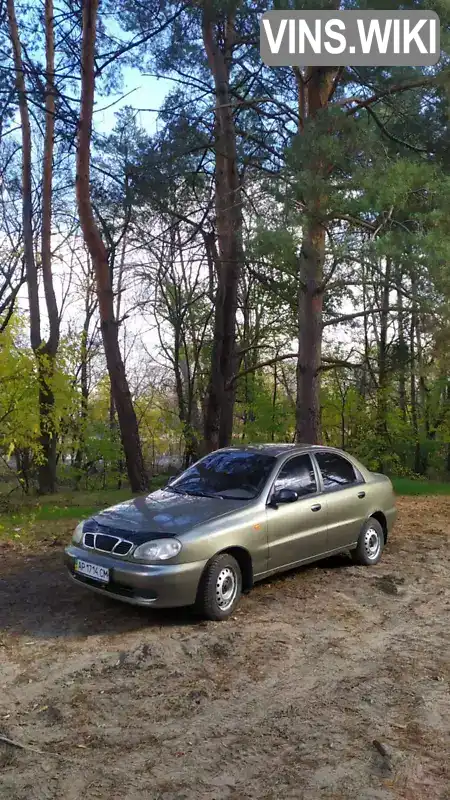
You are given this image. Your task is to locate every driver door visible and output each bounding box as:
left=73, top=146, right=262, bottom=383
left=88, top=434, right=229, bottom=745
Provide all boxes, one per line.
left=266, top=454, right=328, bottom=571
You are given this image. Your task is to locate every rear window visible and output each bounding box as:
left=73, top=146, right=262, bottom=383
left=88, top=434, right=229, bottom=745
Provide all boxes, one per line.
left=315, top=452, right=359, bottom=489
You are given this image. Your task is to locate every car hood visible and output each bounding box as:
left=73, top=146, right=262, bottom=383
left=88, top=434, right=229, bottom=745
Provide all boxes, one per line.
left=89, top=489, right=248, bottom=539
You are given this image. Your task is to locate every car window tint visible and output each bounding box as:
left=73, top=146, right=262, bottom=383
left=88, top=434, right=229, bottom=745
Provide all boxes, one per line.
left=274, top=455, right=317, bottom=497
left=170, top=450, right=276, bottom=499
left=315, top=452, right=357, bottom=489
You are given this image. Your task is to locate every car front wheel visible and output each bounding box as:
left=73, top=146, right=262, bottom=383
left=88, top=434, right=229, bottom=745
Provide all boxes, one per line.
left=197, top=553, right=242, bottom=620
left=351, top=518, right=384, bottom=566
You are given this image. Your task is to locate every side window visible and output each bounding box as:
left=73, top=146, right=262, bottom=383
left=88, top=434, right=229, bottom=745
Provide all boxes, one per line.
left=315, top=452, right=358, bottom=490
left=274, top=455, right=317, bottom=497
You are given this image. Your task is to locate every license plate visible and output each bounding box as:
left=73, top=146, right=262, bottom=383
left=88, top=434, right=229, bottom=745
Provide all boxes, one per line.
left=75, top=559, right=109, bottom=583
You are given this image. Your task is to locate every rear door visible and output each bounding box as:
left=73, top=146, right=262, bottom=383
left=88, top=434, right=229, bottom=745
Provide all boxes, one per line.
left=266, top=454, right=328, bottom=570
left=312, top=451, right=369, bottom=550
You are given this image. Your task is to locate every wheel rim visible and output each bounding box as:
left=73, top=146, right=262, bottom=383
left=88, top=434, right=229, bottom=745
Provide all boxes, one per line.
left=215, top=566, right=237, bottom=611
left=364, top=527, right=381, bottom=560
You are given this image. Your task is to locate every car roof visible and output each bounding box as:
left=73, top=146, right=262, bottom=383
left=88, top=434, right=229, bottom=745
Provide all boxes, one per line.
left=220, top=443, right=337, bottom=458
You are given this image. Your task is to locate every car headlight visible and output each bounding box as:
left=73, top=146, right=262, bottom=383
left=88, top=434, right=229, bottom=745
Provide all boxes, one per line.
left=72, top=521, right=84, bottom=545
left=133, top=538, right=182, bottom=561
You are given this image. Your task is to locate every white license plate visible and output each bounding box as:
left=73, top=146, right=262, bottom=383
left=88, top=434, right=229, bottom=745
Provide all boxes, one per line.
left=75, top=559, right=109, bottom=583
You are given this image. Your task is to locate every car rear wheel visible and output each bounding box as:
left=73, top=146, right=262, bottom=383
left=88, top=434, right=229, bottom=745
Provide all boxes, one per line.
left=197, top=553, right=242, bottom=621
left=351, top=518, right=384, bottom=566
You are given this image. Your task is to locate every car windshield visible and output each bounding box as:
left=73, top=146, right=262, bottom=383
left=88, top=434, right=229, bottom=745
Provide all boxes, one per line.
left=167, top=450, right=276, bottom=500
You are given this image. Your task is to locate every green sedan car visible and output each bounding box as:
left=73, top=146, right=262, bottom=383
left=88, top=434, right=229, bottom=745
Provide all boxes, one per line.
left=65, top=444, right=396, bottom=620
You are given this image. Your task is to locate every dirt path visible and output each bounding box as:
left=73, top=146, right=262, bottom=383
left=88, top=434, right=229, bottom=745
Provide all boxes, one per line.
left=0, top=497, right=449, bottom=800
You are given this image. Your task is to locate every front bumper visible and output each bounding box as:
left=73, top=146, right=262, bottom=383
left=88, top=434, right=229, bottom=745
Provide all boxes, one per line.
left=64, top=545, right=206, bottom=608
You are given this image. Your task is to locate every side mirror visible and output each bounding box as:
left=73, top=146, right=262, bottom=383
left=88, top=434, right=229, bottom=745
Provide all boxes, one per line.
left=270, top=488, right=299, bottom=507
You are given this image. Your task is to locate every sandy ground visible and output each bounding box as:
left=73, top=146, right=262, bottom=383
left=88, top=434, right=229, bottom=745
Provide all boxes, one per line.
left=0, top=497, right=449, bottom=800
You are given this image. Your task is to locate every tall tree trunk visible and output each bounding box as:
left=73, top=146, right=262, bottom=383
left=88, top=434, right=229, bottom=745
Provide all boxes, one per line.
left=376, top=256, right=392, bottom=467
left=173, top=322, right=193, bottom=466
left=6, top=0, right=39, bottom=351
left=75, top=324, right=89, bottom=471
left=396, top=266, right=407, bottom=421
left=338, top=383, right=347, bottom=450
left=410, top=272, right=422, bottom=474
left=416, top=309, right=429, bottom=475
left=37, top=358, right=58, bottom=493
left=202, top=1, right=243, bottom=452
left=76, top=0, right=148, bottom=492
left=271, top=362, right=278, bottom=442
left=447, top=383, right=450, bottom=474
left=360, top=258, right=375, bottom=399
left=111, top=233, right=127, bottom=487
left=74, top=279, right=95, bottom=479
left=38, top=0, right=59, bottom=494
left=7, top=0, right=60, bottom=494
left=295, top=66, right=338, bottom=444
left=15, top=447, right=31, bottom=494
left=296, top=222, right=326, bottom=444
left=109, top=230, right=127, bottom=431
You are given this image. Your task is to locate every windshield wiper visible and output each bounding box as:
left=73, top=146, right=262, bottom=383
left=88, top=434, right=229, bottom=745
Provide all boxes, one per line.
left=165, top=485, right=188, bottom=495
left=174, top=487, right=255, bottom=500
left=220, top=494, right=254, bottom=500
left=182, top=489, right=223, bottom=498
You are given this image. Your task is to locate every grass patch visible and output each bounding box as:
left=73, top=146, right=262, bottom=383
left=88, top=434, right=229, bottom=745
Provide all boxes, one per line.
left=0, top=474, right=170, bottom=548
left=1, top=473, right=448, bottom=550
left=392, top=477, right=450, bottom=496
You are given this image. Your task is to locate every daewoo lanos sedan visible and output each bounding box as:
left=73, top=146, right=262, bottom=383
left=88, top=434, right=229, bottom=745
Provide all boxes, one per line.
left=65, top=445, right=396, bottom=620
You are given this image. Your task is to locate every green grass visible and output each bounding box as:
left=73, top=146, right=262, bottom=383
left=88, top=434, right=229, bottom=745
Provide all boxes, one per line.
left=0, top=473, right=448, bottom=550
left=0, top=474, right=170, bottom=547
left=392, top=477, right=450, bottom=496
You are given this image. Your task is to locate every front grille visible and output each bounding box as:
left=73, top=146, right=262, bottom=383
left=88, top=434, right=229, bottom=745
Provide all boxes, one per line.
left=96, top=533, right=116, bottom=552
left=83, top=531, right=133, bottom=557
left=114, top=540, right=133, bottom=555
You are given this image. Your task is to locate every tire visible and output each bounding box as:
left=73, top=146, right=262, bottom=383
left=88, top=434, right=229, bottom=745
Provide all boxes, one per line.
left=197, top=553, right=242, bottom=621
left=351, top=518, right=384, bottom=565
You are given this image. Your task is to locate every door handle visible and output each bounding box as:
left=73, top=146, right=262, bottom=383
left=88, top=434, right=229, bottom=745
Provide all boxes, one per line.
left=311, top=504, right=321, bottom=512
left=358, top=491, right=366, bottom=499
